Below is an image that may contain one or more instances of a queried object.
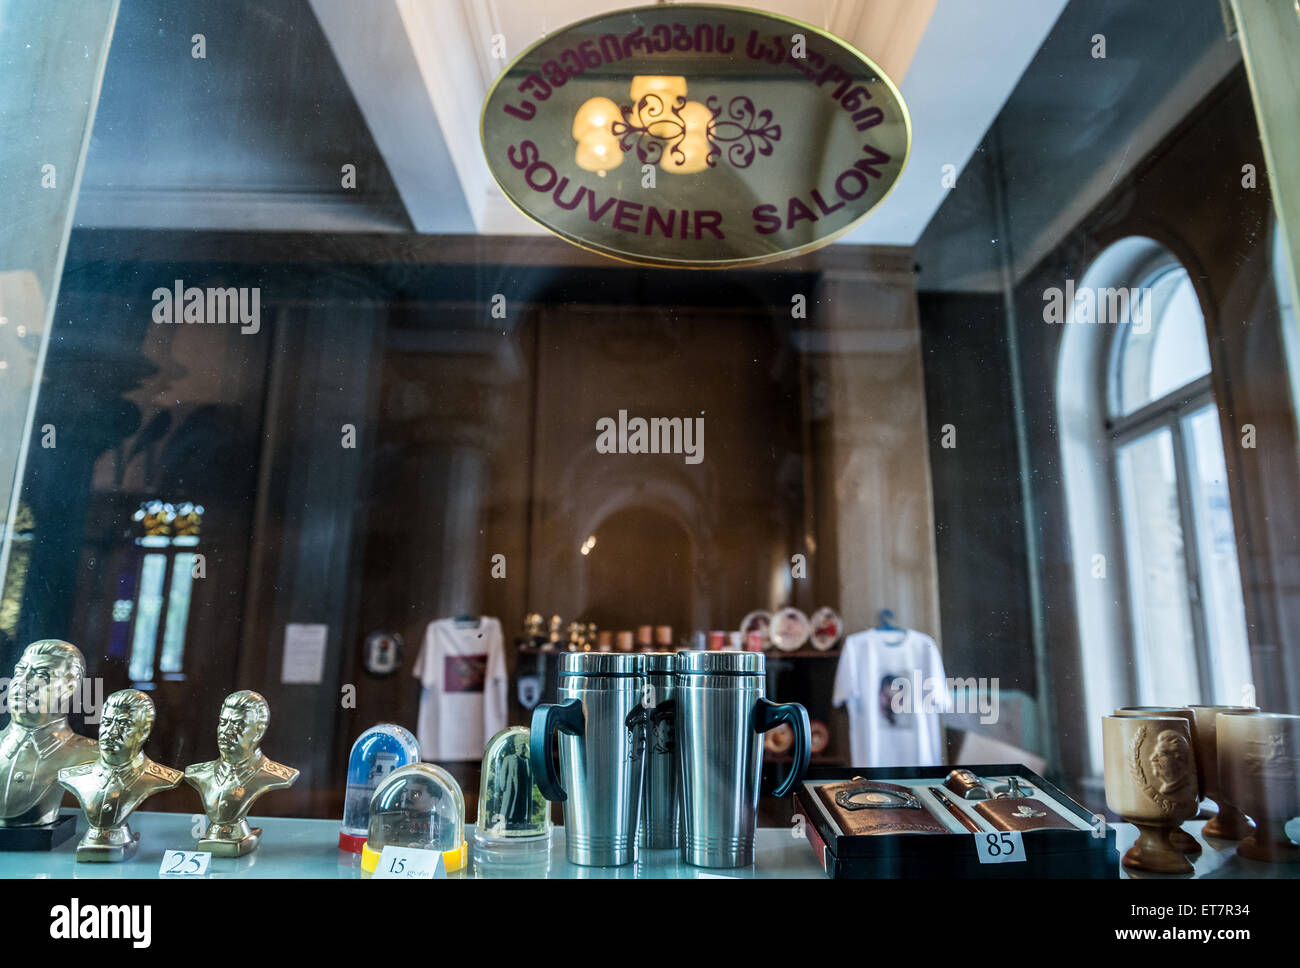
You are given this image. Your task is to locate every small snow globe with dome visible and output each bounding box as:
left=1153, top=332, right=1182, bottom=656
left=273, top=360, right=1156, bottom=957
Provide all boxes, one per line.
left=474, top=726, right=551, bottom=859
left=339, top=724, right=420, bottom=852
left=361, top=763, right=467, bottom=875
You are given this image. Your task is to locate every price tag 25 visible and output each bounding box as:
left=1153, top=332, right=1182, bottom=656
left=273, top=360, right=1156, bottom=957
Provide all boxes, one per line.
left=373, top=845, right=445, bottom=879
left=159, top=850, right=211, bottom=877
left=974, top=831, right=1026, bottom=864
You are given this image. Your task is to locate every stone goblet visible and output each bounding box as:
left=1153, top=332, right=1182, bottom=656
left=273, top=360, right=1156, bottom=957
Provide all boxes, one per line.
left=1218, top=712, right=1300, bottom=863
left=1115, top=707, right=1201, bottom=854
left=1104, top=715, right=1199, bottom=875
left=1186, top=705, right=1257, bottom=839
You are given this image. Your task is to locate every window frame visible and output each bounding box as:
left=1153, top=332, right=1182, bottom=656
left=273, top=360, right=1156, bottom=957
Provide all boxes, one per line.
left=1104, top=264, right=1236, bottom=705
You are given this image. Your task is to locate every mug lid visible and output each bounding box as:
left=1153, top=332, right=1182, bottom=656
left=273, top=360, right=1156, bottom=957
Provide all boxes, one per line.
left=558, top=652, right=645, bottom=676
left=675, top=650, right=765, bottom=675
left=644, top=651, right=676, bottom=673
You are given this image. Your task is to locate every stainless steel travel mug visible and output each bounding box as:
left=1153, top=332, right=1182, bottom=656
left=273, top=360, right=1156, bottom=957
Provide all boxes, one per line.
left=530, top=652, right=647, bottom=866
left=675, top=650, right=810, bottom=868
left=640, top=652, right=680, bottom=849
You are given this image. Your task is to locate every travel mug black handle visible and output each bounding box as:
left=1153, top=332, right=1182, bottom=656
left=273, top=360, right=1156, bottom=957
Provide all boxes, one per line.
left=753, top=697, right=812, bottom=798
left=530, top=698, right=583, bottom=803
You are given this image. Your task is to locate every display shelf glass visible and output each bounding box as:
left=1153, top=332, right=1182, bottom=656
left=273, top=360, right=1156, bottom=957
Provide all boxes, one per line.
left=1, top=811, right=1295, bottom=879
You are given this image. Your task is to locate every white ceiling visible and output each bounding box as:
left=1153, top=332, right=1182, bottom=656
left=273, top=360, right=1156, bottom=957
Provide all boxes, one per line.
left=74, top=0, right=1069, bottom=247
left=310, top=0, right=1070, bottom=246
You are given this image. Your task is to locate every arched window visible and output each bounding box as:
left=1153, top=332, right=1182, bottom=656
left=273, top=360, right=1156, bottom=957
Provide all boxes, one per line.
left=1059, top=238, right=1253, bottom=773
left=1107, top=265, right=1250, bottom=707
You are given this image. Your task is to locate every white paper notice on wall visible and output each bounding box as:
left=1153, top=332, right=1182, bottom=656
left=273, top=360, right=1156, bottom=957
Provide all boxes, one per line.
left=281, top=623, right=328, bottom=684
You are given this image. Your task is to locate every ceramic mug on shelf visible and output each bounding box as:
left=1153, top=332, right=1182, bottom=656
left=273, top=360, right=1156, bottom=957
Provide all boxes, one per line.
left=1103, top=714, right=1199, bottom=875
left=1114, top=707, right=1201, bottom=855
left=1218, top=712, right=1300, bottom=864
left=1186, top=704, right=1258, bottom=840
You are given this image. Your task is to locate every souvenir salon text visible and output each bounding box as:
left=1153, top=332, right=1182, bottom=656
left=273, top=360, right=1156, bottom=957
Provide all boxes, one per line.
left=506, top=140, right=893, bottom=239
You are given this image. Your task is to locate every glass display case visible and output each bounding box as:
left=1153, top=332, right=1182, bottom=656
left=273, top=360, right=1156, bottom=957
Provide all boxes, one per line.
left=2, top=0, right=1299, bottom=904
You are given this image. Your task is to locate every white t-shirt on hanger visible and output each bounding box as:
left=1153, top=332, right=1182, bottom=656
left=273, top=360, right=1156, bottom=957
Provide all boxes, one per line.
left=832, top=628, right=949, bottom=768
left=413, top=616, right=507, bottom=761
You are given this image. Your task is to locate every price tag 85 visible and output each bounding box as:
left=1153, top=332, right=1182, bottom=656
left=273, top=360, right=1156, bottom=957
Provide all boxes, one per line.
left=974, top=831, right=1026, bottom=864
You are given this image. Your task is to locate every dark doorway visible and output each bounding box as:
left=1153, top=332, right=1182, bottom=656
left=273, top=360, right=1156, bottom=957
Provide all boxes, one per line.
left=581, top=507, right=693, bottom=643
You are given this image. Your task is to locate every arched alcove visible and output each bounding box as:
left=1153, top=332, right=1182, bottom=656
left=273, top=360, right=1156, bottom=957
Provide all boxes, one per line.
left=580, top=506, right=693, bottom=640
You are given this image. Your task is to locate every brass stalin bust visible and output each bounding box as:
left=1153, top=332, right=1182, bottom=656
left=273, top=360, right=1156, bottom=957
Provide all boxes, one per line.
left=0, top=640, right=98, bottom=835
left=184, top=690, right=298, bottom=856
left=58, top=689, right=182, bottom=862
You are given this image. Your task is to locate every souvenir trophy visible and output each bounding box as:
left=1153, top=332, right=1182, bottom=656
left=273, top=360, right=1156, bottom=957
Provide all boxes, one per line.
left=58, top=689, right=183, bottom=862
left=1187, top=704, right=1258, bottom=839
left=0, top=639, right=98, bottom=849
left=1102, top=714, right=1199, bottom=874
left=184, top=690, right=299, bottom=856
left=522, top=613, right=545, bottom=649
left=1113, top=707, right=1201, bottom=854
left=1219, top=712, right=1300, bottom=862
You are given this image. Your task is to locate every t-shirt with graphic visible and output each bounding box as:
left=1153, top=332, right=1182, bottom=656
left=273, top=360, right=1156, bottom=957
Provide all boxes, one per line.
left=413, top=617, right=507, bottom=760
left=832, top=628, right=949, bottom=768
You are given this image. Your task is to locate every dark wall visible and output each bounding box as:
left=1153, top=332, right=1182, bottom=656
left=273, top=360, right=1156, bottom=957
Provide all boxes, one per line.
left=918, top=291, right=1035, bottom=695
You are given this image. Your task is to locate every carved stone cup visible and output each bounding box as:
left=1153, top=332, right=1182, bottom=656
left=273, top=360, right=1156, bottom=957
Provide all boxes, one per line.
left=1218, top=713, right=1300, bottom=863
left=1104, top=715, right=1199, bottom=875
left=1114, top=707, right=1201, bottom=854
left=1187, top=705, right=1258, bottom=839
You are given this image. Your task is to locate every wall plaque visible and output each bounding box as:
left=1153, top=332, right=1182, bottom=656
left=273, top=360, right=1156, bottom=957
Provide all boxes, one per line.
left=481, top=4, right=911, bottom=268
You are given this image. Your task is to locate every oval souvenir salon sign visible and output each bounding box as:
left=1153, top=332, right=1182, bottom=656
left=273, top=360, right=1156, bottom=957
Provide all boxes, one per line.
left=481, top=4, right=911, bottom=268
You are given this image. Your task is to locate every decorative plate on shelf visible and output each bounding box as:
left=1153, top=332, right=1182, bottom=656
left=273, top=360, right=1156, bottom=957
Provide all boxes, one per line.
left=739, top=610, right=773, bottom=648
left=769, top=607, right=810, bottom=652
left=809, top=606, right=843, bottom=651
left=764, top=723, right=794, bottom=755
left=810, top=720, right=830, bottom=755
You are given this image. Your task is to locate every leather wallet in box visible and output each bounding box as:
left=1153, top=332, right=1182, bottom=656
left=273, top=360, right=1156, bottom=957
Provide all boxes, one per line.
left=815, top=779, right=948, bottom=835
left=973, top=797, right=1075, bottom=831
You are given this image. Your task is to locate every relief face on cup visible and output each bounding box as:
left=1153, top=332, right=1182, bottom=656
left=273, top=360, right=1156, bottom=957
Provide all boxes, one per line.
left=1103, top=716, right=1199, bottom=823
left=1112, top=707, right=1200, bottom=791
left=1103, top=715, right=1202, bottom=874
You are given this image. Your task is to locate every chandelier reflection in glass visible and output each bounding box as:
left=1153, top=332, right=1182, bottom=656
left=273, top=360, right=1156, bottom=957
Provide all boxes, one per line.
left=573, top=75, right=780, bottom=177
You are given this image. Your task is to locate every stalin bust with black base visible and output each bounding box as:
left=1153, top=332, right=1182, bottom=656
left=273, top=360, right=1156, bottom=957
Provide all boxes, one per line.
left=0, top=640, right=98, bottom=850
left=184, top=690, right=298, bottom=856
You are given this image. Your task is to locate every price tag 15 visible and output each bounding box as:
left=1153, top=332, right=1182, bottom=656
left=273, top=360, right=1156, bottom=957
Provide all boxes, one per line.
left=159, top=850, right=211, bottom=877
left=974, top=831, right=1026, bottom=864
left=373, top=845, right=445, bottom=879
